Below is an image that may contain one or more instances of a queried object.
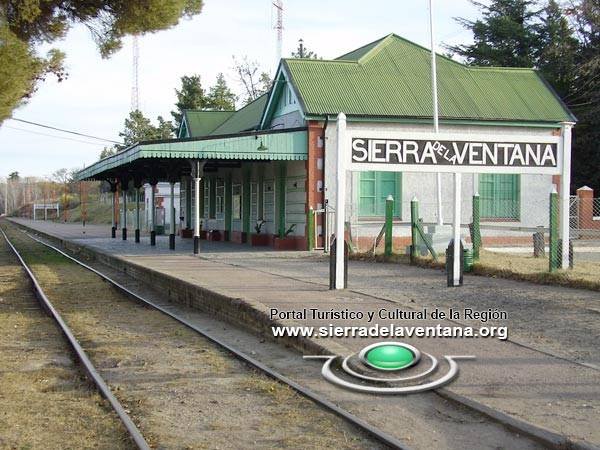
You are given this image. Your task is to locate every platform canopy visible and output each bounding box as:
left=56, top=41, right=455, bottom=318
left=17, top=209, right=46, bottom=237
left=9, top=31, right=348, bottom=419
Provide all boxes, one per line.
left=75, top=127, right=307, bottom=182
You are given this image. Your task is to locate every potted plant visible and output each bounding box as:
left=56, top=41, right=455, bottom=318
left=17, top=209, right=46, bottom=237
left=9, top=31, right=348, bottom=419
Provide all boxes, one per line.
left=273, top=224, right=298, bottom=250
left=250, top=219, right=270, bottom=246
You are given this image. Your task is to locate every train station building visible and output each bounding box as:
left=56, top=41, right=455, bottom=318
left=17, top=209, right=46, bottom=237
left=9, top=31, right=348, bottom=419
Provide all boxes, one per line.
left=76, top=33, right=575, bottom=251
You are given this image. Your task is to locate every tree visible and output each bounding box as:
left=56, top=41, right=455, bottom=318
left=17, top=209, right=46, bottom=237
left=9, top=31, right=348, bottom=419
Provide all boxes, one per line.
left=448, top=0, right=539, bottom=67
left=99, top=147, right=117, bottom=159
left=291, top=39, right=319, bottom=59
left=171, top=74, right=208, bottom=131
left=0, top=0, right=203, bottom=124
left=8, top=172, right=20, bottom=181
left=232, top=56, right=272, bottom=104
left=0, top=26, right=65, bottom=123
left=535, top=0, right=578, bottom=97
left=564, top=0, right=600, bottom=192
left=206, top=73, right=237, bottom=110
left=156, top=116, right=175, bottom=139
left=119, top=110, right=173, bottom=147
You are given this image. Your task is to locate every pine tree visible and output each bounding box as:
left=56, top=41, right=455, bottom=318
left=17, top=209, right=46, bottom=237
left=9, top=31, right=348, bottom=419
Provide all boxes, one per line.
left=535, top=0, right=578, bottom=97
left=448, top=0, right=538, bottom=67
left=206, top=73, right=237, bottom=110
left=291, top=39, right=319, bottom=59
left=171, top=75, right=208, bottom=131
left=0, top=0, right=203, bottom=124
left=119, top=110, right=173, bottom=147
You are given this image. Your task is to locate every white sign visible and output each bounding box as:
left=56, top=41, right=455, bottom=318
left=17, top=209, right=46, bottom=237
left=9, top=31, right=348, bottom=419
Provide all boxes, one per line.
left=348, top=133, right=562, bottom=175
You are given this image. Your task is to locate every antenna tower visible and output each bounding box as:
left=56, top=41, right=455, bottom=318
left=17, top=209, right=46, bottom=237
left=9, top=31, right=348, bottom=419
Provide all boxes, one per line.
left=131, top=35, right=140, bottom=111
left=273, top=0, right=283, bottom=61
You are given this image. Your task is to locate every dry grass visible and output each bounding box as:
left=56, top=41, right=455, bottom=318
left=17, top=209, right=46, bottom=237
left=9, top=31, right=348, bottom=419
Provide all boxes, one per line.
left=0, top=227, right=133, bottom=449
left=1, top=221, right=383, bottom=450
left=350, top=248, right=600, bottom=291
left=474, top=249, right=600, bottom=291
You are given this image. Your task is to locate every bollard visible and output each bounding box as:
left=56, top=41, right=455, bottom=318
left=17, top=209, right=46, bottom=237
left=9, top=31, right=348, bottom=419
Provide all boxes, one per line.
left=549, top=189, right=559, bottom=271
left=533, top=226, right=545, bottom=258
left=111, top=226, right=116, bottom=238
left=410, top=197, right=419, bottom=263
left=385, top=195, right=393, bottom=257
left=329, top=237, right=348, bottom=289
left=135, top=228, right=140, bottom=243
left=307, top=207, right=315, bottom=251
left=446, top=239, right=464, bottom=287
left=472, top=194, right=481, bottom=261
left=150, top=230, right=156, bottom=246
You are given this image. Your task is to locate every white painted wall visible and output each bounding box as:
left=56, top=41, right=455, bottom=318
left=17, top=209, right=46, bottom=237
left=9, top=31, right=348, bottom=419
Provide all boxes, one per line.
left=144, top=182, right=180, bottom=231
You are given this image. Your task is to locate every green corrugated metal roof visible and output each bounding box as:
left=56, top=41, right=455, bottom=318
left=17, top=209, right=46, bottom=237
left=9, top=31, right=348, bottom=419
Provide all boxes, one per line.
left=210, top=94, right=268, bottom=135
left=182, top=110, right=234, bottom=137
left=283, top=33, right=574, bottom=123
left=75, top=128, right=307, bottom=180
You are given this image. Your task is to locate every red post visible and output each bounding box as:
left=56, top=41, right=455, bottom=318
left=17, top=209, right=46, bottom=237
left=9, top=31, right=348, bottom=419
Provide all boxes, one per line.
left=577, top=186, right=597, bottom=235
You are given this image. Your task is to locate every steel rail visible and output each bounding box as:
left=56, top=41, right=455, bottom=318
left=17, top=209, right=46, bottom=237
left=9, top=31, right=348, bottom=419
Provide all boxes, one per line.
left=22, top=230, right=409, bottom=450
left=0, top=228, right=151, bottom=450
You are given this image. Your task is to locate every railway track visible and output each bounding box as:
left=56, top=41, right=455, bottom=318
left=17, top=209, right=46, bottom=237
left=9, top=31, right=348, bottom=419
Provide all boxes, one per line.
left=0, top=222, right=403, bottom=449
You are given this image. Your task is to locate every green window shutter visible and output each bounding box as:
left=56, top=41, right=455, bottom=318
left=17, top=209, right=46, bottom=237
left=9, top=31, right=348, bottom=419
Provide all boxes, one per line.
left=479, top=174, right=520, bottom=219
left=359, top=171, right=377, bottom=216
left=359, top=172, right=402, bottom=218
left=209, top=178, right=216, bottom=219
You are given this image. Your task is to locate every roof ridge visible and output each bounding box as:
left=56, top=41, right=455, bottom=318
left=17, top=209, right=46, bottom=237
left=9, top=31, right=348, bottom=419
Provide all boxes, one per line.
left=335, top=34, right=392, bottom=60
left=184, top=109, right=235, bottom=113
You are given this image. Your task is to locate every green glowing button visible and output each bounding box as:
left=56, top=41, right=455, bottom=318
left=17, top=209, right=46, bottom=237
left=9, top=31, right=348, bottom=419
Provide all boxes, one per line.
left=364, top=344, right=416, bottom=371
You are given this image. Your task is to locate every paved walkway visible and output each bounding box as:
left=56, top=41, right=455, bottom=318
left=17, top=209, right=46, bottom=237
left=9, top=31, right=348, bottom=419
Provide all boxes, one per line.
left=11, top=218, right=600, bottom=447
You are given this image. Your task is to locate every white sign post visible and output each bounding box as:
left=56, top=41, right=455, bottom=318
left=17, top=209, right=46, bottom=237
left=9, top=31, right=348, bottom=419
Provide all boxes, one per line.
left=335, top=113, right=347, bottom=289
left=332, top=113, right=571, bottom=289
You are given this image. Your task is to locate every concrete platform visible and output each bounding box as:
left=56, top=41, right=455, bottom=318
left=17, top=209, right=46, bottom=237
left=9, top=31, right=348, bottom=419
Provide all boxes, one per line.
left=10, top=218, right=600, bottom=448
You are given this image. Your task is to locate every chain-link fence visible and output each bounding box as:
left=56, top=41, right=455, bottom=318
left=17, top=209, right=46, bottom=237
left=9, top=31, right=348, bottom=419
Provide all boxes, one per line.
left=339, top=192, right=599, bottom=289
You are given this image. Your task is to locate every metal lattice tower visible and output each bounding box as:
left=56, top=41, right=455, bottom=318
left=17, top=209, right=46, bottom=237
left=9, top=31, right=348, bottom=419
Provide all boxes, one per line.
left=131, top=35, right=140, bottom=111
left=272, top=0, right=283, bottom=61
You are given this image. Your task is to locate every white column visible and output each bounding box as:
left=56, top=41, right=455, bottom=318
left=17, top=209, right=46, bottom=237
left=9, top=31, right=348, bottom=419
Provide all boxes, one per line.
left=170, top=181, right=175, bottom=235
left=335, top=113, right=347, bottom=289
left=194, top=176, right=201, bottom=238
left=560, top=122, right=574, bottom=269
left=453, top=172, right=462, bottom=286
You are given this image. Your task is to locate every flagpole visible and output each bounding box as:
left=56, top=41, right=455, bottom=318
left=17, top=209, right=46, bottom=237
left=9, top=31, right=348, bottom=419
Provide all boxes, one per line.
left=429, top=0, right=444, bottom=226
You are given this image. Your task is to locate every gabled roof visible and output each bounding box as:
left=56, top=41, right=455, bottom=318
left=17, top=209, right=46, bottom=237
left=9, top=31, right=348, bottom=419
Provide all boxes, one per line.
left=209, top=94, right=269, bottom=135
left=281, top=33, right=575, bottom=123
left=181, top=110, right=234, bottom=137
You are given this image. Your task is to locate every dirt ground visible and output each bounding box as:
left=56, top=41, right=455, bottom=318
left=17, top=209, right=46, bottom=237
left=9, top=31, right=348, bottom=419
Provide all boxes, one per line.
left=1, top=223, right=386, bottom=449
left=0, top=235, right=133, bottom=449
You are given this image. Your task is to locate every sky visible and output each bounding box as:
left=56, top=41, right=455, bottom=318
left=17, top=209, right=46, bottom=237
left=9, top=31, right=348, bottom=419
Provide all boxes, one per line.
left=0, top=0, right=481, bottom=179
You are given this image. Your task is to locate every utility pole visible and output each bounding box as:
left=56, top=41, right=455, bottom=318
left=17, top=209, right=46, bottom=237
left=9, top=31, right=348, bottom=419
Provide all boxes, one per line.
left=429, top=0, right=444, bottom=226
left=131, top=35, right=140, bottom=111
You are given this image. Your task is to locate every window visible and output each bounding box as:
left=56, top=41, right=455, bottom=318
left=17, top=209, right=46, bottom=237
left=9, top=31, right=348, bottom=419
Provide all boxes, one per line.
left=263, top=180, right=275, bottom=225
left=250, top=182, right=259, bottom=222
left=215, top=180, right=225, bottom=219
left=232, top=184, right=242, bottom=220
left=358, top=172, right=402, bottom=217
left=479, top=174, right=520, bottom=219
left=203, top=179, right=209, bottom=218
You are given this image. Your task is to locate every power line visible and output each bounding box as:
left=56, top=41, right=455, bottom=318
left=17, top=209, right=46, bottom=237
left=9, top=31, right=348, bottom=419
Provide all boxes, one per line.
left=4, top=125, right=108, bottom=146
left=9, top=117, right=122, bottom=144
